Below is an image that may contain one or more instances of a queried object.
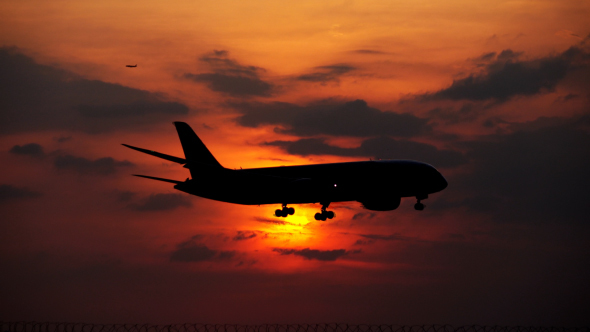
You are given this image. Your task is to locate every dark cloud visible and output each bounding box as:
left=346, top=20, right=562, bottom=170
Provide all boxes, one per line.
left=254, top=217, right=296, bottom=226
left=184, top=73, right=273, bottom=97
left=422, top=45, right=589, bottom=101
left=217, top=251, right=237, bottom=261
left=477, top=52, right=497, bottom=61
left=54, top=155, right=133, bottom=175
left=474, top=50, right=522, bottom=64
left=272, top=248, right=351, bottom=261
left=427, top=104, right=482, bottom=125
left=0, top=184, right=42, bottom=202
left=255, top=218, right=286, bottom=225
left=183, top=50, right=274, bottom=97
left=0, top=47, right=189, bottom=134
left=198, top=50, right=255, bottom=74
left=54, top=136, right=72, bottom=143
left=352, top=212, right=376, bottom=220
left=76, top=101, right=187, bottom=118
left=446, top=233, right=467, bottom=240
left=481, top=116, right=509, bottom=128
left=359, top=233, right=416, bottom=241
left=117, top=191, right=136, bottom=202
left=266, top=136, right=466, bottom=168
left=9, top=143, right=44, bottom=157
left=170, top=243, right=216, bottom=262
left=497, top=49, right=522, bottom=60
left=170, top=237, right=236, bottom=262
left=234, top=99, right=430, bottom=138
left=433, top=114, right=590, bottom=224
left=295, top=64, right=356, bottom=83
left=233, top=231, right=257, bottom=241
left=188, top=234, right=205, bottom=241
left=558, top=93, right=580, bottom=102
left=129, top=193, right=192, bottom=211
left=265, top=138, right=351, bottom=156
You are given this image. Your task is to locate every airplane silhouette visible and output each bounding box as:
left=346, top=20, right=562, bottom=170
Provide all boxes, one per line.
left=123, top=122, right=448, bottom=220
left=126, top=64, right=137, bottom=68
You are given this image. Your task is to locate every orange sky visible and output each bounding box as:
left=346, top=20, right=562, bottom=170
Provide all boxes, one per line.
left=1, top=0, right=590, bottom=325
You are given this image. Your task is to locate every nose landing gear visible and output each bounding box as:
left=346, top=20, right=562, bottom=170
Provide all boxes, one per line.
left=275, top=204, right=295, bottom=218
left=414, top=194, right=427, bottom=211
left=314, top=202, right=335, bottom=221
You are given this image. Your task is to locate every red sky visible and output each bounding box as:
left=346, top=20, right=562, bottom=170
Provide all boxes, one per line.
left=1, top=0, right=590, bottom=326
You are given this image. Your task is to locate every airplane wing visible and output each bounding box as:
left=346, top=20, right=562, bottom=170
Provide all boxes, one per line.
left=132, top=174, right=184, bottom=184
left=122, top=144, right=186, bottom=164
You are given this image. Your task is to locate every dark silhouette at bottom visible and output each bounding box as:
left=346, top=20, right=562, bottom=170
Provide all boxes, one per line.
left=2, top=322, right=586, bottom=332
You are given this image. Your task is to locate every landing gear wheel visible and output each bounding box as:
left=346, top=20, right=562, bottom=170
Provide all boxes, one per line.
left=275, top=205, right=295, bottom=218
left=414, top=202, right=425, bottom=211
left=314, top=213, right=327, bottom=221
left=314, top=210, right=333, bottom=221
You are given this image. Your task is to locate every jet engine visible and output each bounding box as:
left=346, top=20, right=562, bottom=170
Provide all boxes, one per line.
left=358, top=196, right=401, bottom=211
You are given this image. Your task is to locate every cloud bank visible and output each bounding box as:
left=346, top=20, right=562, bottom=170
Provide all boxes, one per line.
left=0, top=184, right=42, bottom=202
left=272, top=248, right=352, bottom=261
left=233, top=99, right=430, bottom=137
left=183, top=50, right=274, bottom=97
left=170, top=236, right=236, bottom=262
left=422, top=44, right=589, bottom=102
left=0, top=47, right=189, bottom=134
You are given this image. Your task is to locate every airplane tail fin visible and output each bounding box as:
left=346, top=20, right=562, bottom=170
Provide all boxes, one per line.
left=173, top=122, right=224, bottom=178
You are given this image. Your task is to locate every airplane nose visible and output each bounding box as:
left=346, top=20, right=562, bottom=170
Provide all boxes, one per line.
left=437, top=173, right=448, bottom=191
left=428, top=168, right=447, bottom=193
left=415, top=163, right=448, bottom=194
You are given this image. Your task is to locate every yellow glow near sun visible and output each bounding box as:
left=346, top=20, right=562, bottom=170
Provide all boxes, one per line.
left=268, top=216, right=312, bottom=241
left=252, top=204, right=332, bottom=248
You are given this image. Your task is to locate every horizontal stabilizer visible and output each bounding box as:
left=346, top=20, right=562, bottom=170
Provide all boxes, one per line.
left=122, top=144, right=186, bottom=164
left=132, top=174, right=183, bottom=184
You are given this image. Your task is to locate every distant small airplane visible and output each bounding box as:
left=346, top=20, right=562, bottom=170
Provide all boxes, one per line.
left=126, top=64, right=137, bottom=68
left=123, top=122, right=448, bottom=220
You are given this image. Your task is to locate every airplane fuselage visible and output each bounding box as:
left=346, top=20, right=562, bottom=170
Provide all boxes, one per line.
left=173, top=160, right=447, bottom=209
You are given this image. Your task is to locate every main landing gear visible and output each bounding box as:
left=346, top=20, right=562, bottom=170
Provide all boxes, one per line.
left=414, top=194, right=427, bottom=211
left=314, top=202, right=335, bottom=221
left=275, top=204, right=295, bottom=218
